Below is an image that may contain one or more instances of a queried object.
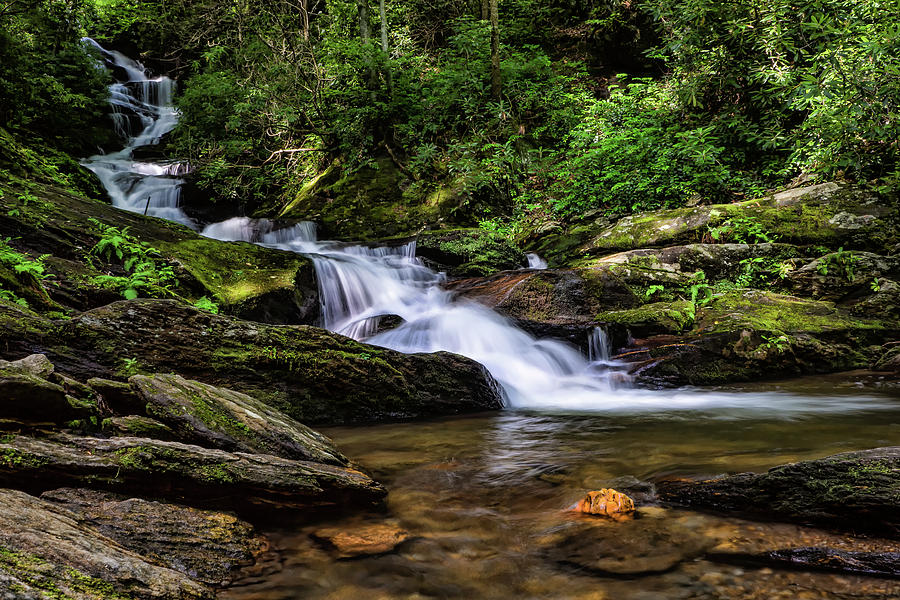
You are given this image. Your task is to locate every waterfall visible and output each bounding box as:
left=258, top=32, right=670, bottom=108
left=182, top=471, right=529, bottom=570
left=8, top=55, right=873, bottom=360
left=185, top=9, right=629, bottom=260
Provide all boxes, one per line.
left=85, top=40, right=632, bottom=411
left=525, top=253, right=548, bottom=269
left=81, top=38, right=193, bottom=227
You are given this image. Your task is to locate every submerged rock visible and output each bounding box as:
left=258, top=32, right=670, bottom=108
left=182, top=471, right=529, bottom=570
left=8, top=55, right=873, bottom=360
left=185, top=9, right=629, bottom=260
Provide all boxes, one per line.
left=311, top=522, right=411, bottom=558
left=0, top=488, right=212, bottom=599
left=711, top=546, right=900, bottom=579
left=131, top=373, right=350, bottom=465
left=1, top=299, right=504, bottom=425
left=41, top=487, right=264, bottom=586
left=0, top=433, right=386, bottom=512
left=574, top=489, right=636, bottom=521
left=657, top=447, right=900, bottom=537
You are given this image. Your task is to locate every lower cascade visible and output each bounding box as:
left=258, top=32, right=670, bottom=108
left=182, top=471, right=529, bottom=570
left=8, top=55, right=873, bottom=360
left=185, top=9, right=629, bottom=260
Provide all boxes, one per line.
left=82, top=40, right=894, bottom=416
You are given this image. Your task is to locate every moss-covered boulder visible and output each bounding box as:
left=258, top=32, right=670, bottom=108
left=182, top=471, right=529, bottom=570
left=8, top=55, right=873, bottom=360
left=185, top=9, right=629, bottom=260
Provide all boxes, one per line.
left=527, top=183, right=897, bottom=266
left=0, top=299, right=504, bottom=425
left=0, top=488, right=212, bottom=599
left=0, top=433, right=385, bottom=511
left=0, top=182, right=318, bottom=323
left=271, top=158, right=472, bottom=241
left=786, top=251, right=900, bottom=301
left=0, top=354, right=92, bottom=425
left=130, top=374, right=350, bottom=465
left=657, top=447, right=900, bottom=537
left=42, top=487, right=263, bottom=586
left=631, top=290, right=897, bottom=385
left=415, top=229, right=526, bottom=277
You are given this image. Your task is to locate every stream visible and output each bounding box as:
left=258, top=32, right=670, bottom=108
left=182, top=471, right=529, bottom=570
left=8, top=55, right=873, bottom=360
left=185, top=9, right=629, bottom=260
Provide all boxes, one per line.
left=81, top=41, right=900, bottom=599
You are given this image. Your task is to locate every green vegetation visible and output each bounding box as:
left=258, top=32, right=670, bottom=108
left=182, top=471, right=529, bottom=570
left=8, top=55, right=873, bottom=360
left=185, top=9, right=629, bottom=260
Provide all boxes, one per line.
left=87, top=218, right=178, bottom=299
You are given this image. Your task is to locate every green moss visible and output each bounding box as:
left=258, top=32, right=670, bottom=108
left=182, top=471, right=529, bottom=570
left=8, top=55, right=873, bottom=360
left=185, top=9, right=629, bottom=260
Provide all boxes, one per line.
left=595, top=301, right=695, bottom=335
left=0, top=546, right=130, bottom=600
left=196, top=464, right=235, bottom=484
left=0, top=448, right=50, bottom=469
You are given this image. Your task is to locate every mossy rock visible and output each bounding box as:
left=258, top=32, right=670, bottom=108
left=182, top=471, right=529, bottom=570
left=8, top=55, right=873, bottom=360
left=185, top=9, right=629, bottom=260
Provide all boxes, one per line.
left=272, top=159, right=472, bottom=241
left=595, top=301, right=696, bottom=337
left=0, top=299, right=504, bottom=425
left=657, top=447, right=900, bottom=537
left=0, top=180, right=318, bottom=323
left=416, top=228, right=526, bottom=277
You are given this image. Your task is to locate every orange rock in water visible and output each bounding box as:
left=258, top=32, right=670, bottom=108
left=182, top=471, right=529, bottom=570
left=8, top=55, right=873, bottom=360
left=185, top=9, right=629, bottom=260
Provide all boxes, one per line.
left=311, top=523, right=410, bottom=558
left=574, top=489, right=636, bottom=521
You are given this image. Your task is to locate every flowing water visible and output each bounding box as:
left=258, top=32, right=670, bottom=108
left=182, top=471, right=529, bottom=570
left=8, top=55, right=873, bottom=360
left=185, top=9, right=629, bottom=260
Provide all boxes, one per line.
left=81, top=42, right=900, bottom=599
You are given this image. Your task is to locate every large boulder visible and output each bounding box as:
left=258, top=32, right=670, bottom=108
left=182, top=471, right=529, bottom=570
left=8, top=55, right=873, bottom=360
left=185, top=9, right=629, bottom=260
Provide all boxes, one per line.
left=526, top=183, right=896, bottom=266
left=130, top=374, right=350, bottom=465
left=657, top=447, right=900, bottom=537
left=0, top=354, right=92, bottom=425
left=0, top=433, right=385, bottom=511
left=41, top=487, right=263, bottom=586
left=0, top=299, right=504, bottom=425
left=0, top=488, right=212, bottom=599
left=0, top=182, right=318, bottom=323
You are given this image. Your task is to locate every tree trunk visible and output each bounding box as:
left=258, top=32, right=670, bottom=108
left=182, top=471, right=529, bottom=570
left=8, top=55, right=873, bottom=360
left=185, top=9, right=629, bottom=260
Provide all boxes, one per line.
left=300, top=0, right=309, bottom=41
left=480, top=0, right=489, bottom=20
left=357, top=0, right=371, bottom=44
left=489, top=0, right=501, bottom=100
left=378, top=0, right=392, bottom=92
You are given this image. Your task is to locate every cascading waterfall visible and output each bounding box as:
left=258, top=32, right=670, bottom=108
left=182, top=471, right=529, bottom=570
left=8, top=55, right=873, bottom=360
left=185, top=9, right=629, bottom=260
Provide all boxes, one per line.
left=81, top=38, right=193, bottom=227
left=81, top=41, right=897, bottom=416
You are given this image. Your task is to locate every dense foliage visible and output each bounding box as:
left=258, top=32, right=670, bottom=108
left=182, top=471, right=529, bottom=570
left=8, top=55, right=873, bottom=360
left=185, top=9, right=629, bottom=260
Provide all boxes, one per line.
left=3, top=0, right=899, bottom=228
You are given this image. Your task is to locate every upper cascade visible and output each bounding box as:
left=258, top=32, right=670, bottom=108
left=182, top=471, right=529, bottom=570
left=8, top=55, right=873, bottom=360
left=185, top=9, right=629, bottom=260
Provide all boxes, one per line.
left=81, top=38, right=192, bottom=226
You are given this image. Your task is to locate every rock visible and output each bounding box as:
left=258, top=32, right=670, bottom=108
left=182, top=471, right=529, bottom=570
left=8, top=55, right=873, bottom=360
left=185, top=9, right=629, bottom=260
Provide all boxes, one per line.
left=271, top=158, right=472, bottom=241
left=656, top=447, right=900, bottom=537
left=876, top=346, right=900, bottom=371
left=311, top=522, right=411, bottom=558
left=0, top=488, right=212, bottom=599
left=2, top=299, right=503, bottom=425
left=104, top=416, right=179, bottom=440
left=41, top=488, right=264, bottom=585
left=574, top=489, right=636, bottom=521
left=0, top=433, right=386, bottom=512
left=631, top=290, right=897, bottom=386
left=0, top=359, right=86, bottom=425
left=787, top=251, right=900, bottom=301
left=130, top=374, right=350, bottom=465
left=415, top=228, right=526, bottom=277
left=546, top=515, right=714, bottom=577
left=0, top=354, right=54, bottom=379
left=88, top=377, right=145, bottom=415
left=0, top=181, right=318, bottom=323
left=710, top=547, right=900, bottom=579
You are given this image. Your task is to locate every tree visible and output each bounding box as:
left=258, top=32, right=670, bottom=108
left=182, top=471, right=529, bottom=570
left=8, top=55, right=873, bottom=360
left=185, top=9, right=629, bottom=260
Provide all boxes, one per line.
left=489, top=0, right=500, bottom=99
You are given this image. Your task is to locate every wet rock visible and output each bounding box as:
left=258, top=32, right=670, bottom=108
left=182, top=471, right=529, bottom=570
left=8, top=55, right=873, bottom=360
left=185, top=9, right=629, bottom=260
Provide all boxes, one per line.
left=0, top=488, right=212, bottom=599
left=0, top=355, right=86, bottom=425
left=88, top=377, right=145, bottom=415
left=41, top=487, right=264, bottom=585
left=131, top=373, right=350, bottom=465
left=2, top=299, right=503, bottom=425
left=875, top=346, right=900, bottom=371
left=633, top=290, right=897, bottom=386
left=104, top=415, right=179, bottom=440
left=415, top=228, right=526, bottom=277
left=574, top=489, right=636, bottom=521
left=546, top=516, right=714, bottom=578
left=0, top=182, right=318, bottom=323
left=311, top=522, right=411, bottom=558
left=0, top=433, right=386, bottom=512
left=657, top=447, right=900, bottom=537
left=787, top=251, right=900, bottom=301
left=710, top=547, right=900, bottom=579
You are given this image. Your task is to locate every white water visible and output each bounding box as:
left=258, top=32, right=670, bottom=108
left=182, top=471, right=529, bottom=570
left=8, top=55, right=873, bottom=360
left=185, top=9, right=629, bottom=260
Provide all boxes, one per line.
left=83, top=41, right=898, bottom=417
left=81, top=38, right=194, bottom=227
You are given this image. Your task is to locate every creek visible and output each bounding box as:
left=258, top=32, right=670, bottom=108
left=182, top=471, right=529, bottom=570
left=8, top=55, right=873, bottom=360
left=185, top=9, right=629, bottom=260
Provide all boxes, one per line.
left=80, top=41, right=900, bottom=599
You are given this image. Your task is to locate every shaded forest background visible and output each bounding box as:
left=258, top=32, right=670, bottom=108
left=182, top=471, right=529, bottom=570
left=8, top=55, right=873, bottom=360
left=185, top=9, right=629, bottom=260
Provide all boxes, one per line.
left=2, top=0, right=899, bottom=239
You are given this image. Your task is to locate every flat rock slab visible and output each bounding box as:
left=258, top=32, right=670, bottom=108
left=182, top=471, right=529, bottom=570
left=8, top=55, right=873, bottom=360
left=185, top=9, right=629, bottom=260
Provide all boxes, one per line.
left=131, top=373, right=349, bottom=466
left=657, top=447, right=900, bottom=537
left=0, top=434, right=385, bottom=512
left=0, top=488, right=212, bottom=599
left=42, top=488, right=264, bottom=585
